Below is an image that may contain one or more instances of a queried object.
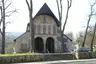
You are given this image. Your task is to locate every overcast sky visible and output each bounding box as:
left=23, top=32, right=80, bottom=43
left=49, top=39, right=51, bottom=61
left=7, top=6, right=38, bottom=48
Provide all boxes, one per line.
left=5, top=0, right=96, bottom=36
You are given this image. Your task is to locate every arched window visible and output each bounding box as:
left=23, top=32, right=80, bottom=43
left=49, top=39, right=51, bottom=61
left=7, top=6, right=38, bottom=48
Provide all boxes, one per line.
left=43, top=25, right=46, bottom=34
left=48, top=25, right=51, bottom=34
left=38, top=25, right=41, bottom=34
left=53, top=25, right=56, bottom=34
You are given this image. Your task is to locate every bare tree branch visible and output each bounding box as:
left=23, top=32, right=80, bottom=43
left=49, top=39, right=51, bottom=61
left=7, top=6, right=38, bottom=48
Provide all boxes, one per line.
left=5, top=1, right=12, bottom=10
left=0, top=28, right=3, bottom=35
left=30, top=0, right=32, bottom=11
left=5, top=9, right=18, bottom=17
left=5, top=9, right=18, bottom=14
left=56, top=0, right=62, bottom=23
left=56, top=0, right=61, bottom=21
left=4, top=0, right=9, bottom=4
left=26, top=0, right=30, bottom=10
left=62, top=0, right=72, bottom=33
left=60, top=0, right=62, bottom=22
left=69, top=0, right=72, bottom=8
left=5, top=21, right=10, bottom=28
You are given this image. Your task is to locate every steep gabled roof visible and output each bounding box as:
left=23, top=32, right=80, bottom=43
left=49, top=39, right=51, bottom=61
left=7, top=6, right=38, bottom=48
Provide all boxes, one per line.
left=34, top=3, right=60, bottom=26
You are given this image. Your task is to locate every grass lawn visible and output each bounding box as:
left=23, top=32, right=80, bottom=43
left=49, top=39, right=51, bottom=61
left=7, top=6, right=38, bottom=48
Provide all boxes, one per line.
left=0, top=52, right=35, bottom=57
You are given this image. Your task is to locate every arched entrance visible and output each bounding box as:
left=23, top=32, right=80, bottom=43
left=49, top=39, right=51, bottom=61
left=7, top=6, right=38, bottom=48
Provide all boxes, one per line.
left=46, top=37, right=54, bottom=53
left=35, top=37, right=44, bottom=53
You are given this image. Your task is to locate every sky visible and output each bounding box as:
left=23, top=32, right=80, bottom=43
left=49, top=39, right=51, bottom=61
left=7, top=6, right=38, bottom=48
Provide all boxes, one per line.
left=4, top=0, right=96, bottom=37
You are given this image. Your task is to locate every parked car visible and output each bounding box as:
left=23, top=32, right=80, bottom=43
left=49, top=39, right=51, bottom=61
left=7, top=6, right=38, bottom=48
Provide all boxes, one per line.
left=78, top=47, right=91, bottom=52
left=69, top=49, right=75, bottom=53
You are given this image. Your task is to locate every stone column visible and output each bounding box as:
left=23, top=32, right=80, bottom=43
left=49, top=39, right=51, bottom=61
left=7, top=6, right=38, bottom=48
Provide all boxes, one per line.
left=43, top=39, right=46, bottom=53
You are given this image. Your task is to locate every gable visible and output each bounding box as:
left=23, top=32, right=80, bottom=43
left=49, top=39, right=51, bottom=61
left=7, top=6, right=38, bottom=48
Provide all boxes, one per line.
left=33, top=3, right=60, bottom=26
left=33, top=15, right=57, bottom=25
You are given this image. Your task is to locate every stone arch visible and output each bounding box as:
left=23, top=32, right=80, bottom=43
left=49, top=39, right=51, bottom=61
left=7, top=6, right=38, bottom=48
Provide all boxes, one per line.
left=46, top=37, right=54, bottom=53
left=34, top=37, right=44, bottom=53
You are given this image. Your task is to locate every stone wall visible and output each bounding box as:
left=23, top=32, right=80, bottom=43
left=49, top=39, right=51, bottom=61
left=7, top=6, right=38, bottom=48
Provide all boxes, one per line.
left=0, top=53, right=75, bottom=63
left=78, top=52, right=96, bottom=59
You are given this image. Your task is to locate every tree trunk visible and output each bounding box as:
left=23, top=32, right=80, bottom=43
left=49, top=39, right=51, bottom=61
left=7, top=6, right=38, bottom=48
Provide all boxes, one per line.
left=29, top=11, right=34, bottom=52
left=56, top=0, right=63, bottom=52
left=1, top=0, right=5, bottom=54
left=56, top=0, right=72, bottom=52
left=26, top=0, right=34, bottom=52
left=91, top=23, right=96, bottom=51
left=82, top=15, right=91, bottom=47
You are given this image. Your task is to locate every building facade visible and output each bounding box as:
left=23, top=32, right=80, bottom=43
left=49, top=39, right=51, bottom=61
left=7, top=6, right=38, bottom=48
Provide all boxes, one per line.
left=14, top=3, right=71, bottom=53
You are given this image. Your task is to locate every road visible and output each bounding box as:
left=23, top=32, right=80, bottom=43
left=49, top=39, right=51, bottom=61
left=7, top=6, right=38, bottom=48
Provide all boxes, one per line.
left=16, top=59, right=96, bottom=64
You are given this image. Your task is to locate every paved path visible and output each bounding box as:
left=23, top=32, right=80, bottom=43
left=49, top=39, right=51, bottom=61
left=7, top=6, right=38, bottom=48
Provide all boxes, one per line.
left=16, top=59, right=96, bottom=64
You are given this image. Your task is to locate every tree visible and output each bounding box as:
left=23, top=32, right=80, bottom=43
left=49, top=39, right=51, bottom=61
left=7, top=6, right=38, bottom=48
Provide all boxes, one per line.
left=56, top=0, right=72, bottom=52
left=0, top=0, right=5, bottom=54
left=0, top=0, right=17, bottom=54
left=82, top=1, right=96, bottom=47
left=26, top=0, right=34, bottom=52
left=56, top=0, right=63, bottom=51
left=91, top=23, right=96, bottom=51
left=76, top=31, right=88, bottom=48
left=76, top=26, right=96, bottom=50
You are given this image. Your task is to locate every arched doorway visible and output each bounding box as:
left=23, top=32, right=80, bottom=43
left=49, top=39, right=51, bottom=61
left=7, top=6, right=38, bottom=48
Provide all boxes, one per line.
left=35, top=37, right=44, bottom=53
left=46, top=37, right=54, bottom=53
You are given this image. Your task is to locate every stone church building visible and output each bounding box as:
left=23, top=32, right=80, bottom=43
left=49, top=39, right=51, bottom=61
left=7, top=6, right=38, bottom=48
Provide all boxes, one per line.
left=14, top=3, right=72, bottom=53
